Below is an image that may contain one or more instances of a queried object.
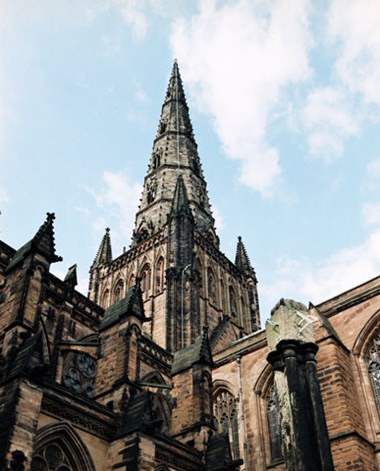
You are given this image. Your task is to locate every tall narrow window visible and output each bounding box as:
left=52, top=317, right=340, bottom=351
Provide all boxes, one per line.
left=113, top=279, right=124, bottom=303
left=213, top=389, right=240, bottom=459
left=266, top=383, right=283, bottom=462
left=101, top=289, right=109, bottom=308
left=155, top=258, right=165, bottom=294
left=367, top=330, right=380, bottom=410
left=140, top=264, right=151, bottom=298
left=128, top=274, right=135, bottom=289
left=207, top=268, right=216, bottom=305
left=229, top=286, right=237, bottom=319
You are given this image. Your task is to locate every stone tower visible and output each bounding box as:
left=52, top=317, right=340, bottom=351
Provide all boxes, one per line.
left=88, top=61, right=260, bottom=353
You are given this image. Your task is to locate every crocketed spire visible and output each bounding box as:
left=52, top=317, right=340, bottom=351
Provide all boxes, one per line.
left=92, top=228, right=112, bottom=268
left=132, top=60, right=216, bottom=246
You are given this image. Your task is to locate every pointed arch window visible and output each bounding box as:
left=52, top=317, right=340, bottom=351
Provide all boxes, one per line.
left=207, top=268, right=216, bottom=305
left=213, top=389, right=240, bottom=460
left=155, top=258, right=165, bottom=294
left=140, top=264, right=152, bottom=297
left=31, top=443, right=74, bottom=470
left=266, top=383, right=283, bottom=462
left=31, top=423, right=95, bottom=471
left=229, top=286, right=237, bottom=319
left=366, top=329, right=380, bottom=410
left=128, top=274, right=135, bottom=289
left=101, top=289, right=109, bottom=308
left=113, top=279, right=124, bottom=303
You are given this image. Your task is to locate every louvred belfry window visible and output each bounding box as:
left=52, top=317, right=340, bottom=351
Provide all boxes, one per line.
left=266, top=383, right=283, bottom=462
left=367, top=330, right=380, bottom=410
left=62, top=352, right=97, bottom=399
left=213, top=389, right=240, bottom=459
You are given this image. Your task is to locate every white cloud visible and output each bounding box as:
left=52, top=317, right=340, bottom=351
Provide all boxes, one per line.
left=170, top=0, right=312, bottom=196
left=302, top=87, right=359, bottom=160
left=362, top=203, right=380, bottom=225
left=261, top=229, right=380, bottom=317
left=328, top=0, right=380, bottom=107
left=0, top=186, right=9, bottom=205
left=89, top=170, right=142, bottom=238
left=117, top=0, right=150, bottom=41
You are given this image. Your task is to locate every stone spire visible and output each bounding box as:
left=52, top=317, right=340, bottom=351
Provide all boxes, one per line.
left=132, top=60, right=216, bottom=246
left=235, top=236, right=253, bottom=274
left=92, top=228, right=112, bottom=268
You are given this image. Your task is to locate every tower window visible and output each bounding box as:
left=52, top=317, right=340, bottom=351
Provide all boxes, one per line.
left=155, top=258, right=165, bottom=293
left=140, top=264, right=152, bottom=297
left=229, top=286, right=237, bottom=319
left=113, top=280, right=124, bottom=303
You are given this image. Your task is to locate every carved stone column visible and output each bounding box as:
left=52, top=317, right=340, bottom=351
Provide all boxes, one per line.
left=266, top=299, right=334, bottom=471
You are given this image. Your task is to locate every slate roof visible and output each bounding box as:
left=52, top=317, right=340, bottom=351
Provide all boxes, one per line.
left=171, top=331, right=213, bottom=375
left=99, top=282, right=146, bottom=331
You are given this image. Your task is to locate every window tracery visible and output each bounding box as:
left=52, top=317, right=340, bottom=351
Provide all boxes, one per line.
left=62, top=352, right=97, bottom=399
left=266, top=383, right=283, bottom=462
left=213, top=389, right=240, bottom=459
left=31, top=443, right=73, bottom=471
left=366, top=330, right=380, bottom=410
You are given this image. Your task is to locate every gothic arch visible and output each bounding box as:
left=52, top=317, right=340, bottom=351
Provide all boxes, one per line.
left=128, top=273, right=136, bottom=289
left=154, top=256, right=165, bottom=294
left=139, top=263, right=152, bottom=296
left=100, top=287, right=110, bottom=308
left=229, top=285, right=238, bottom=319
left=207, top=267, right=217, bottom=305
left=212, top=382, right=240, bottom=460
left=113, top=278, right=124, bottom=303
left=254, top=364, right=283, bottom=465
left=140, top=372, right=171, bottom=433
left=31, top=422, right=96, bottom=471
left=351, top=309, right=380, bottom=437
left=352, top=308, right=380, bottom=356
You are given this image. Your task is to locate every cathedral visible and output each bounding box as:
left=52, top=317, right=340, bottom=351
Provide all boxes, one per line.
left=1, top=62, right=380, bottom=470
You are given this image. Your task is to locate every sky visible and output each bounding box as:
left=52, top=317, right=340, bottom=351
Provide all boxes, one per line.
left=1, top=0, right=380, bottom=323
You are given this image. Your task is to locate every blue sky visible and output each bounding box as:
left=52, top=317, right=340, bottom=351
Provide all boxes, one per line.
left=1, top=0, right=380, bottom=322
